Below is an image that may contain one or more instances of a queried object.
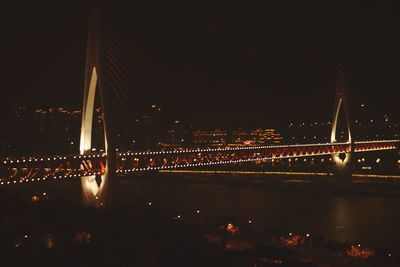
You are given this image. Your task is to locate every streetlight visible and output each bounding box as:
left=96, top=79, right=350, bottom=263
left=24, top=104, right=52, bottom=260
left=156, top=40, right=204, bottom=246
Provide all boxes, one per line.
left=70, top=141, right=74, bottom=153
left=195, top=210, right=203, bottom=225
left=306, top=233, right=313, bottom=262
left=248, top=220, right=255, bottom=241
left=388, top=252, right=395, bottom=267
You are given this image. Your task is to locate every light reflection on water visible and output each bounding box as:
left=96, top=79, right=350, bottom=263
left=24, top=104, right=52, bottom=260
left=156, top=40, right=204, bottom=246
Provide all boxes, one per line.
left=326, top=197, right=355, bottom=242
left=114, top=175, right=400, bottom=250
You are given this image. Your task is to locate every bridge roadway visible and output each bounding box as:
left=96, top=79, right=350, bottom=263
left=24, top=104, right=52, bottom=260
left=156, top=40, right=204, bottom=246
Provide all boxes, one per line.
left=0, top=140, right=398, bottom=186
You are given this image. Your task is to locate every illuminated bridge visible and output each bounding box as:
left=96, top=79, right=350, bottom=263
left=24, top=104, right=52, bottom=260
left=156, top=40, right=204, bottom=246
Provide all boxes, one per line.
left=1, top=2, right=398, bottom=208
left=1, top=139, right=398, bottom=185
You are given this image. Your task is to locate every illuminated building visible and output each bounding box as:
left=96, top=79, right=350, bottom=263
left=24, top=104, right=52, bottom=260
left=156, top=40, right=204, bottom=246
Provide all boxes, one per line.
left=232, top=128, right=281, bottom=145
left=193, top=129, right=227, bottom=146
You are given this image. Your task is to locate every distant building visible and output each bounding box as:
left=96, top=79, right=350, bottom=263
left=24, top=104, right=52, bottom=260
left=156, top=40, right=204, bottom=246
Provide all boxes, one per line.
left=164, top=128, right=187, bottom=145
left=193, top=129, right=227, bottom=146
left=232, top=128, right=281, bottom=145
left=191, top=129, right=281, bottom=147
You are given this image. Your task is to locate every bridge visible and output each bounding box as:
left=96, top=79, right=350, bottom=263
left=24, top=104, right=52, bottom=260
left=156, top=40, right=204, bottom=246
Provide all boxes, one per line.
left=1, top=2, right=398, bottom=208
left=1, top=139, right=398, bottom=180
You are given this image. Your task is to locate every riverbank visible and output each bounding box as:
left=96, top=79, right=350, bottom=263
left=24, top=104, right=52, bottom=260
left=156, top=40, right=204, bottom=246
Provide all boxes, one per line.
left=121, top=170, right=400, bottom=198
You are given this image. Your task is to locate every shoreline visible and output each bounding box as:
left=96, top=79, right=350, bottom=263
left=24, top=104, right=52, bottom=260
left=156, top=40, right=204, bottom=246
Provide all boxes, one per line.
left=158, top=169, right=400, bottom=180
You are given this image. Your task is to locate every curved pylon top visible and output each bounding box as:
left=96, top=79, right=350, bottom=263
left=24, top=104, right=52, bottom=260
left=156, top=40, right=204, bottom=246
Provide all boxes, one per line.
left=331, top=64, right=352, bottom=144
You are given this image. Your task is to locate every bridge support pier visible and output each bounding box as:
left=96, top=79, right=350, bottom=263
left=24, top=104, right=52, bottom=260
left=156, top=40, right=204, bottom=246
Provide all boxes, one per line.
left=330, top=65, right=353, bottom=189
left=331, top=151, right=353, bottom=188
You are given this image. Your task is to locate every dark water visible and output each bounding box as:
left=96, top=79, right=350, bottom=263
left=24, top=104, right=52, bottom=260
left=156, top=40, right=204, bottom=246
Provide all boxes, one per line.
left=116, top=175, right=400, bottom=250
left=4, top=173, right=400, bottom=251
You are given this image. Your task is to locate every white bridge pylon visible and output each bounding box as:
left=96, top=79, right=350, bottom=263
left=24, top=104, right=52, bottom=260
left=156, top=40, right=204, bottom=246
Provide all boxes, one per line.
left=330, top=65, right=353, bottom=181
left=79, top=2, right=115, bottom=208
left=80, top=67, right=106, bottom=207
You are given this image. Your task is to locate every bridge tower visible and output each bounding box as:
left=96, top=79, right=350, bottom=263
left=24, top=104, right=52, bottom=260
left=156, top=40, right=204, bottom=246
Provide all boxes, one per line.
left=79, top=1, right=115, bottom=207
left=330, top=65, right=353, bottom=186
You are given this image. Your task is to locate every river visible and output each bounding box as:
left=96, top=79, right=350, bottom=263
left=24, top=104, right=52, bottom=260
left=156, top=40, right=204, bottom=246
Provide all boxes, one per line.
left=3, top=172, right=400, bottom=252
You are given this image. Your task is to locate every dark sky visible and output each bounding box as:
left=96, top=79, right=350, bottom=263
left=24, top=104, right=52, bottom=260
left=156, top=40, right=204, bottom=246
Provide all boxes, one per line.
left=0, top=0, right=399, bottom=127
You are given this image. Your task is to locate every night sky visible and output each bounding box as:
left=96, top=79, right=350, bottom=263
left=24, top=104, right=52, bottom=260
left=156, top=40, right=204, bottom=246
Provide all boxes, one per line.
left=0, top=0, right=399, bottom=128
